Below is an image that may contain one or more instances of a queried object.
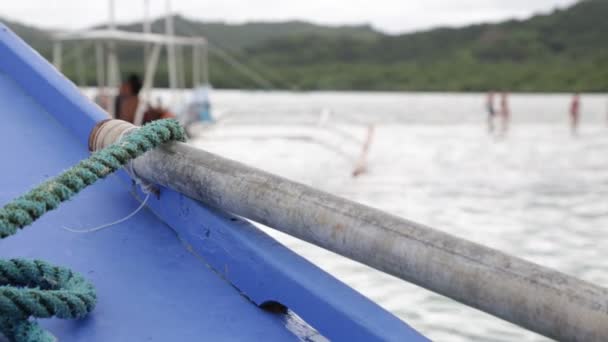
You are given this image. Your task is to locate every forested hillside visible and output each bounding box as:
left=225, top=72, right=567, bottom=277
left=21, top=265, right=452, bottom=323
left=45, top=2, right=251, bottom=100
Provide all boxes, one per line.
left=2, top=0, right=607, bottom=91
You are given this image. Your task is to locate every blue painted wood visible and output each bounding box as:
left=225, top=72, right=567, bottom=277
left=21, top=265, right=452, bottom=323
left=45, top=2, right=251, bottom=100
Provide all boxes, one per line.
left=0, top=23, right=428, bottom=341
left=0, top=67, right=305, bottom=342
left=144, top=187, right=428, bottom=341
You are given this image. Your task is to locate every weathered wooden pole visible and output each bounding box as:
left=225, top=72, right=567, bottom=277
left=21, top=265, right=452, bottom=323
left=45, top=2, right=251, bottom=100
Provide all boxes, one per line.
left=91, top=120, right=608, bottom=342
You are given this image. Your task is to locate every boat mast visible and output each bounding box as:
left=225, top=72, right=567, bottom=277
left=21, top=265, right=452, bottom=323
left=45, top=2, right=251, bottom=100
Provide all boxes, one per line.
left=202, top=43, right=209, bottom=86
left=94, top=42, right=110, bottom=113
left=143, top=0, right=151, bottom=67
left=107, top=0, right=120, bottom=118
left=165, top=0, right=178, bottom=101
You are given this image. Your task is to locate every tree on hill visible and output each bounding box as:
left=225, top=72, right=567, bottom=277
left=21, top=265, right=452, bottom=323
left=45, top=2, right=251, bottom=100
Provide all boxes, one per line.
left=2, top=0, right=607, bottom=91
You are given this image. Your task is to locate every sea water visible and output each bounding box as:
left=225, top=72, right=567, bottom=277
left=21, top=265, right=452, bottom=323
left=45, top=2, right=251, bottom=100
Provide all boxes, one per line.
left=191, top=91, right=607, bottom=341
left=193, top=91, right=608, bottom=341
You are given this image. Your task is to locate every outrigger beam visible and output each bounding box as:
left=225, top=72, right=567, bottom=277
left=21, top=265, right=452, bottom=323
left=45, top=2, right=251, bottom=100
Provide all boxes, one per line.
left=91, top=120, right=608, bottom=342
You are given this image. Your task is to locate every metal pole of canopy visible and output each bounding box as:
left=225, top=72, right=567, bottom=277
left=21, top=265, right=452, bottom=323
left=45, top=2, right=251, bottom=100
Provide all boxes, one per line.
left=201, top=43, right=209, bottom=85
left=75, top=44, right=86, bottom=87
left=107, top=0, right=119, bottom=118
left=192, top=45, right=201, bottom=87
left=95, top=42, right=110, bottom=112
left=174, top=45, right=181, bottom=89
left=165, top=0, right=178, bottom=97
left=52, top=41, right=62, bottom=71
left=177, top=45, right=186, bottom=89
left=174, top=44, right=182, bottom=89
left=108, top=0, right=116, bottom=31
left=143, top=0, right=151, bottom=68
left=133, top=43, right=162, bottom=126
left=91, top=120, right=608, bottom=342
left=107, top=45, right=120, bottom=118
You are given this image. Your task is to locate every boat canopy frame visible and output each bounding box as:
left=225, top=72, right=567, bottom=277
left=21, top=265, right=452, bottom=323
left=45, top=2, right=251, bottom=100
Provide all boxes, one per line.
left=52, top=28, right=209, bottom=124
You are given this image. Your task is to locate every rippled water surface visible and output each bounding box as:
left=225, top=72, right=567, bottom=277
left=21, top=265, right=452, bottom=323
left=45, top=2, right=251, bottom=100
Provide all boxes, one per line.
left=190, top=91, right=608, bottom=341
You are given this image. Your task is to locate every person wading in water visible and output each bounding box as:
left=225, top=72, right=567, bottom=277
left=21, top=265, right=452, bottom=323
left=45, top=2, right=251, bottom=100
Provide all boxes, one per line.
left=499, top=92, right=510, bottom=136
left=570, top=93, right=581, bottom=136
left=485, top=91, right=496, bottom=133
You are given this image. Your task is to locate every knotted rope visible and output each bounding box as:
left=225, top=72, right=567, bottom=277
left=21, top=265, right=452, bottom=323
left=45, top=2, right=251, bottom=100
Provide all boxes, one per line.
left=0, top=119, right=185, bottom=341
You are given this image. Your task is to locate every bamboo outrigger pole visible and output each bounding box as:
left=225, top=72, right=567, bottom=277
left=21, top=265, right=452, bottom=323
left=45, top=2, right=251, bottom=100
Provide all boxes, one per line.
left=91, top=120, right=608, bottom=342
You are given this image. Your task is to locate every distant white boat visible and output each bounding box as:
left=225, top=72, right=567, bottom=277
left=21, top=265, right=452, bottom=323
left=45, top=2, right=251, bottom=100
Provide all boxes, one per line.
left=51, top=0, right=212, bottom=128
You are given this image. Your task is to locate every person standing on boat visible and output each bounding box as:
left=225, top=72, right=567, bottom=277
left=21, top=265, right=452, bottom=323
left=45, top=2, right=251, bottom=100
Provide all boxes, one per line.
left=115, top=74, right=142, bottom=123
left=570, top=93, right=581, bottom=136
left=485, top=91, right=496, bottom=133
left=499, top=92, right=510, bottom=135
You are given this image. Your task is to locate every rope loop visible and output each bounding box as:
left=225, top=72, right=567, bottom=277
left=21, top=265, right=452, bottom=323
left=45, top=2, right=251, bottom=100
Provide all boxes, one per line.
left=0, top=119, right=185, bottom=341
left=0, top=259, right=96, bottom=342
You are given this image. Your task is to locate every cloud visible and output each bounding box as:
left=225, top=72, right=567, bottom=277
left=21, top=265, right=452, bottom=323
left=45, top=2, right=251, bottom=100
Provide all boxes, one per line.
left=0, top=0, right=579, bottom=33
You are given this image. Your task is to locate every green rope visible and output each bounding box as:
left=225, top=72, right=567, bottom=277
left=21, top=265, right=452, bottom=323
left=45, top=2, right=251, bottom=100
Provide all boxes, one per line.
left=0, top=119, right=186, bottom=341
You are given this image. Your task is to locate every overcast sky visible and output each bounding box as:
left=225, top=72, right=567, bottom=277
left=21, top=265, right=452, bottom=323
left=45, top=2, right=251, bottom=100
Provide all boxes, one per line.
left=1, top=0, right=579, bottom=34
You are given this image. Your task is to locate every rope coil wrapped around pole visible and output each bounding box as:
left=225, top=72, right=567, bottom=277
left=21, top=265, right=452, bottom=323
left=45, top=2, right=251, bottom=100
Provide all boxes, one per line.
left=0, top=119, right=185, bottom=341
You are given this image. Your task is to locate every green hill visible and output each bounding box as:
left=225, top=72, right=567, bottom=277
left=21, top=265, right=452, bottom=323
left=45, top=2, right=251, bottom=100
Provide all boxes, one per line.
left=2, top=0, right=607, bottom=91
left=116, top=15, right=380, bottom=52
left=243, top=0, right=608, bottom=91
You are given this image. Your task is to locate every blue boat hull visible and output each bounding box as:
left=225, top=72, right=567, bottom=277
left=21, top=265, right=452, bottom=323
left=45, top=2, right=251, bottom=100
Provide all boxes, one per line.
left=0, top=23, right=426, bottom=341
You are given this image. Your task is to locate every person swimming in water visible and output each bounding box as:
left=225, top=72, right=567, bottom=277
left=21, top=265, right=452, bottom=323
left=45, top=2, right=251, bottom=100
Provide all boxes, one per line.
left=485, top=92, right=496, bottom=133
